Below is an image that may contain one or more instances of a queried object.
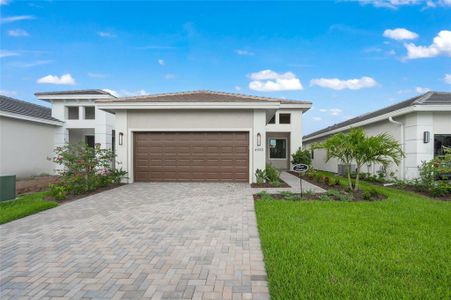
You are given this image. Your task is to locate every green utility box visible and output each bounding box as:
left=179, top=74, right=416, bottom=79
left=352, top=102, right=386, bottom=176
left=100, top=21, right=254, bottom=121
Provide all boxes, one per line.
left=0, top=175, right=16, bottom=201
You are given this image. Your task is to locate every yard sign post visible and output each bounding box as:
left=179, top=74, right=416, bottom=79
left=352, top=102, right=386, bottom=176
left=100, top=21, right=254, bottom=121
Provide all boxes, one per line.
left=292, top=164, right=309, bottom=197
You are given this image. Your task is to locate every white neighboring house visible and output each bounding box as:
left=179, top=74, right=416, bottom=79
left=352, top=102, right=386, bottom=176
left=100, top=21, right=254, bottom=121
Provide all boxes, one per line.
left=96, top=90, right=311, bottom=183
left=303, top=91, right=451, bottom=180
left=35, top=89, right=117, bottom=150
left=0, top=95, right=63, bottom=178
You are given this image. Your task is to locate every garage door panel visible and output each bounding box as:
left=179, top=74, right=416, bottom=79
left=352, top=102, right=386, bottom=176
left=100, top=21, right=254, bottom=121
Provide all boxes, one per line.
left=134, top=132, right=249, bottom=182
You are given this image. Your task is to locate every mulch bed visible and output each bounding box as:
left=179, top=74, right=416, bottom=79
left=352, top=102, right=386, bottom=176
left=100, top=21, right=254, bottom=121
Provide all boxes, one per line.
left=16, top=176, right=59, bottom=195
left=46, top=184, right=125, bottom=205
left=253, top=191, right=385, bottom=202
left=251, top=178, right=290, bottom=188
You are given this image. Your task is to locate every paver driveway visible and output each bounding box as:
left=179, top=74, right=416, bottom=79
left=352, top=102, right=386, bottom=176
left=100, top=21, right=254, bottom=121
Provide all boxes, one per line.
left=0, top=183, right=269, bottom=300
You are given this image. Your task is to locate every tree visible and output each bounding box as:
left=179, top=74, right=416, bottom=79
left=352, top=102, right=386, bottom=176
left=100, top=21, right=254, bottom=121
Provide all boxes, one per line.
left=316, top=128, right=404, bottom=191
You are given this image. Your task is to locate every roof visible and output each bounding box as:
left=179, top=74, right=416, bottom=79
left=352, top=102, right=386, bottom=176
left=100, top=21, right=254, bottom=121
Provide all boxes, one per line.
left=96, top=90, right=311, bottom=105
left=0, top=95, right=62, bottom=123
left=35, top=89, right=114, bottom=96
left=304, top=91, right=451, bottom=140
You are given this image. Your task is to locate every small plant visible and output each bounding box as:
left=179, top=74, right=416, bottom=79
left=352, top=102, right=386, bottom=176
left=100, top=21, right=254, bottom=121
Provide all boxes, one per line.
left=281, top=191, right=297, bottom=201
left=333, top=178, right=341, bottom=186
left=326, top=189, right=352, bottom=201
left=265, top=164, right=280, bottom=183
left=48, top=184, right=68, bottom=201
left=255, top=169, right=266, bottom=184
left=319, top=194, right=331, bottom=201
left=303, top=190, right=315, bottom=197
left=323, top=176, right=330, bottom=185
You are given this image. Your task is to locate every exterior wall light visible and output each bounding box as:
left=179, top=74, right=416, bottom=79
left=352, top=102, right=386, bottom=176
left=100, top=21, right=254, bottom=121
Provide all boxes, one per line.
left=257, top=133, right=261, bottom=146
left=423, top=131, right=430, bottom=144
left=119, top=132, right=124, bottom=145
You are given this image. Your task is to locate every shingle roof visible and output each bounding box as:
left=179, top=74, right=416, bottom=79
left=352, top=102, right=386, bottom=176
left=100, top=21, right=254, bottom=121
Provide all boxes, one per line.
left=0, top=95, right=62, bottom=123
left=304, top=91, right=451, bottom=140
left=35, top=89, right=113, bottom=96
left=96, top=90, right=311, bottom=105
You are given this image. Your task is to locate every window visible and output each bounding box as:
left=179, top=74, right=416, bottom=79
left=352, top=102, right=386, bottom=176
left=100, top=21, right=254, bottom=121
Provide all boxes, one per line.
left=279, top=113, right=291, bottom=124
left=434, top=134, right=451, bottom=156
left=85, top=135, right=95, bottom=148
left=268, top=115, right=276, bottom=124
left=269, top=138, right=287, bottom=159
left=67, top=107, right=79, bottom=120
left=84, top=106, right=95, bottom=119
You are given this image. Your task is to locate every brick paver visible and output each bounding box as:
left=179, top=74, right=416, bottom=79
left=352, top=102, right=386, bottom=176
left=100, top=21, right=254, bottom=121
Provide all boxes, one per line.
left=0, top=183, right=269, bottom=299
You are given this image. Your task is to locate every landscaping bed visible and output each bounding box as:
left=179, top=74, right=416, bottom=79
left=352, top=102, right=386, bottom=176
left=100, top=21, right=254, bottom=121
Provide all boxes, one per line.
left=251, top=177, right=290, bottom=188
left=16, top=175, right=58, bottom=195
left=255, top=183, right=451, bottom=299
left=254, top=189, right=385, bottom=201
left=52, top=183, right=124, bottom=204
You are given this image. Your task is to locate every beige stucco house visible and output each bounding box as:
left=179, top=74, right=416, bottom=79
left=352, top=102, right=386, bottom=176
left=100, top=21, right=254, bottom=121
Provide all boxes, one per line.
left=0, top=90, right=312, bottom=183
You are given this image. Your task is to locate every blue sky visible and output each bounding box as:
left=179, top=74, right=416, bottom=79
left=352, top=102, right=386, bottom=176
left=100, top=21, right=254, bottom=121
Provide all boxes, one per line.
left=1, top=0, right=450, bottom=134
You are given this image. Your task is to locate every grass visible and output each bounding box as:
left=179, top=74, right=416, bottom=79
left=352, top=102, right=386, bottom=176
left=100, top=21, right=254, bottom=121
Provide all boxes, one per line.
left=0, top=192, right=58, bottom=225
left=255, top=174, right=451, bottom=299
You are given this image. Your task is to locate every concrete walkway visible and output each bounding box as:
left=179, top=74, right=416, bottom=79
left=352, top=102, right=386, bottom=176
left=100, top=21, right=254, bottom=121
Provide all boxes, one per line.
left=0, top=183, right=269, bottom=300
left=252, top=171, right=325, bottom=194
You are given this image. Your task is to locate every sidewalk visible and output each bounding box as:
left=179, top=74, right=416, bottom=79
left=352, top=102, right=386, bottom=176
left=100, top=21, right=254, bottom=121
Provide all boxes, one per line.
left=252, top=171, right=325, bottom=194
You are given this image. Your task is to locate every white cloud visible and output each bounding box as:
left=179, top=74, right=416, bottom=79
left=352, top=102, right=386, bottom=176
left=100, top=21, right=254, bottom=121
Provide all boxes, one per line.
left=9, top=60, right=53, bottom=68
left=0, top=50, right=19, bottom=58
left=234, top=86, right=241, bottom=91
left=102, top=89, right=120, bottom=97
left=88, top=72, right=107, bottom=78
left=405, top=30, right=451, bottom=59
left=444, top=74, right=451, bottom=84
left=8, top=29, right=29, bottom=37
left=248, top=70, right=303, bottom=92
left=37, top=74, right=75, bottom=85
left=101, top=89, right=149, bottom=97
left=158, top=59, right=165, bottom=66
left=383, top=28, right=418, bottom=40
left=312, top=117, right=322, bottom=121
left=360, top=0, right=451, bottom=8
left=0, top=0, right=9, bottom=5
left=0, top=90, right=17, bottom=97
left=415, top=86, right=430, bottom=93
left=164, top=73, right=175, bottom=79
left=236, top=49, right=255, bottom=56
left=319, top=108, right=343, bottom=116
left=98, top=31, right=116, bottom=38
left=0, top=15, right=35, bottom=24
left=310, top=76, right=377, bottom=90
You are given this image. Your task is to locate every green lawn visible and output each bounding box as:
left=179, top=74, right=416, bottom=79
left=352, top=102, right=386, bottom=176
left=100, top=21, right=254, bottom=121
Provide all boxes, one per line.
left=0, top=192, right=58, bottom=225
left=255, top=179, right=451, bottom=299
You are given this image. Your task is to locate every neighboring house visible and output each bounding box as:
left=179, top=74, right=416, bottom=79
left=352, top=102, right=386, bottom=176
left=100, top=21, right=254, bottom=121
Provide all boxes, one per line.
left=303, top=91, right=451, bottom=180
left=35, top=89, right=116, bottom=150
left=96, top=90, right=312, bottom=183
left=0, top=95, right=63, bottom=178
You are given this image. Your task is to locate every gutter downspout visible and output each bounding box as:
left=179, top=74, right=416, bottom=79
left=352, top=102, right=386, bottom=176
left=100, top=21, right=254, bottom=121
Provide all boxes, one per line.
left=388, top=116, right=405, bottom=180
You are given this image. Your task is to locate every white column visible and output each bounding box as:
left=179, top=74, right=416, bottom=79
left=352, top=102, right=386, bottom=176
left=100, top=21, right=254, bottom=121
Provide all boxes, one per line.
left=114, top=110, right=128, bottom=183
left=290, top=111, right=302, bottom=170
left=252, top=110, right=266, bottom=183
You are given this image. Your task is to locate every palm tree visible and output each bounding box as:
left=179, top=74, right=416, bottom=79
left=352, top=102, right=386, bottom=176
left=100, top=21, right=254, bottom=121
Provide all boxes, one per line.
left=317, top=128, right=404, bottom=191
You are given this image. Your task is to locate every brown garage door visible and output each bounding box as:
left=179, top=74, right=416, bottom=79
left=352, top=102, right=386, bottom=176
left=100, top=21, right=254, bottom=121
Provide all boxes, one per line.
left=134, top=132, right=249, bottom=182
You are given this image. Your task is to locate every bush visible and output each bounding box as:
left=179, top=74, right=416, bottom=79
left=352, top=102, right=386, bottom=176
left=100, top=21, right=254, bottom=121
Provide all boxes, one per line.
left=254, top=165, right=281, bottom=186
left=416, top=148, right=451, bottom=197
left=291, top=148, right=312, bottom=166
left=281, top=191, right=297, bottom=201
left=49, top=143, right=127, bottom=200
left=255, top=169, right=266, bottom=184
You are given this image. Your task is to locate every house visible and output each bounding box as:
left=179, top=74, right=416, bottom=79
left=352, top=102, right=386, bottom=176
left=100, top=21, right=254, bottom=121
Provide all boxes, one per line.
left=0, top=95, right=63, bottom=177
left=35, top=90, right=117, bottom=150
left=96, top=90, right=311, bottom=183
left=303, top=91, right=451, bottom=180
left=0, top=90, right=312, bottom=183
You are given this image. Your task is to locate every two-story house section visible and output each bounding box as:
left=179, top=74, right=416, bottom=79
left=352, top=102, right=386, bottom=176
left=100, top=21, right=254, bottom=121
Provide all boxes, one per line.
left=35, top=89, right=117, bottom=150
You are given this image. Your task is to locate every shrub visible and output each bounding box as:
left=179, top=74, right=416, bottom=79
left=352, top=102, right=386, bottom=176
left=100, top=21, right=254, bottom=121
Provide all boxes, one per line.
left=265, top=164, right=280, bottom=184
left=416, top=148, right=451, bottom=197
left=281, top=191, right=297, bottom=201
left=291, top=148, right=312, bottom=166
left=323, top=176, right=330, bottom=185
left=255, top=169, right=266, bottom=184
left=49, top=143, right=127, bottom=200
left=326, top=189, right=352, bottom=201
